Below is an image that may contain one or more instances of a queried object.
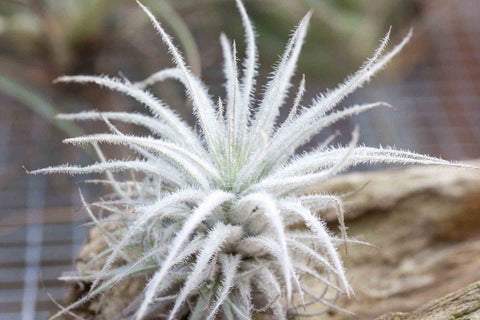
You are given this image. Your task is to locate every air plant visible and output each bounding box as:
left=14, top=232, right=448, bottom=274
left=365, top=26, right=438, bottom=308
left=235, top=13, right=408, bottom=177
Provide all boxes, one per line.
left=31, top=1, right=473, bottom=319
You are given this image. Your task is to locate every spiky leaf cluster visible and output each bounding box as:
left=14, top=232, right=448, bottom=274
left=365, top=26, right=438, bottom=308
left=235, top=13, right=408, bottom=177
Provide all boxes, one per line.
left=32, top=1, right=473, bottom=319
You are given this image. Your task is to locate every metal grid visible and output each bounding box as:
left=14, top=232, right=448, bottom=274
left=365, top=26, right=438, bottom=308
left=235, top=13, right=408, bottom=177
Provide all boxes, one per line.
left=348, top=0, right=480, bottom=162
left=1, top=0, right=480, bottom=318
left=0, top=105, right=90, bottom=319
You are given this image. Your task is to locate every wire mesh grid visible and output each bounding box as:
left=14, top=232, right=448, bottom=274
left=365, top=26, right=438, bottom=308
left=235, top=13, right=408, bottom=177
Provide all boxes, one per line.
left=0, top=106, right=90, bottom=319
left=1, top=0, right=480, bottom=318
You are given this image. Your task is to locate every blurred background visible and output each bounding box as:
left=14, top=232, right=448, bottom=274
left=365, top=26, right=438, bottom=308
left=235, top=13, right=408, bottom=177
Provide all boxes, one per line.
left=0, top=0, right=479, bottom=318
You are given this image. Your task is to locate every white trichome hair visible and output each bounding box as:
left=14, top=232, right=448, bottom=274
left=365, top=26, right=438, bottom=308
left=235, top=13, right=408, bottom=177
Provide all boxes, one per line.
left=31, top=1, right=475, bottom=319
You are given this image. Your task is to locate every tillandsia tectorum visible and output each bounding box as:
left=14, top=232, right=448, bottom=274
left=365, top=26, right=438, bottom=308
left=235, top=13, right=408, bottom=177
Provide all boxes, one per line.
left=31, top=1, right=475, bottom=319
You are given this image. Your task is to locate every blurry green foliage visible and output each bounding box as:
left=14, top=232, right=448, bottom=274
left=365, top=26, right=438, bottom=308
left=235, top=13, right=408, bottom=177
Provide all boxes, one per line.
left=0, top=0, right=419, bottom=82
left=226, top=0, right=419, bottom=79
left=0, top=0, right=200, bottom=75
left=0, top=75, right=83, bottom=137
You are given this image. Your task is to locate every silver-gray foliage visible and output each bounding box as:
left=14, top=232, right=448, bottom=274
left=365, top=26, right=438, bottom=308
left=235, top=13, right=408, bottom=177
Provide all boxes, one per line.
left=32, top=1, right=473, bottom=319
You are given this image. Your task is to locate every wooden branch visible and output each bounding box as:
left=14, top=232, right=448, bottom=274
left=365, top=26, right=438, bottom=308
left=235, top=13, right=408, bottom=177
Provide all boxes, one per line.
left=376, top=281, right=480, bottom=320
